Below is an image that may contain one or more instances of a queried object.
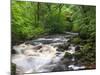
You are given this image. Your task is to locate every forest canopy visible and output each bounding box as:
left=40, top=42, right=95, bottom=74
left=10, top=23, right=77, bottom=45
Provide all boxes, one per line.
left=12, top=0, right=96, bottom=42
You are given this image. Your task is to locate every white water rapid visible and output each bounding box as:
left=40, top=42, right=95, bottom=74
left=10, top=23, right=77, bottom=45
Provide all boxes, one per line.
left=12, top=34, right=85, bottom=74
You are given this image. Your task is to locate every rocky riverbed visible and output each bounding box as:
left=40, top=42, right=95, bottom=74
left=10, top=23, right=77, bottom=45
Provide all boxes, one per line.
left=11, top=33, right=86, bottom=74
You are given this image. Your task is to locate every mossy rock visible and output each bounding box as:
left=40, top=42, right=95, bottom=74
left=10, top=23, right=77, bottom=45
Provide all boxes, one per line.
left=64, top=52, right=73, bottom=59
left=56, top=48, right=65, bottom=52
left=82, top=43, right=93, bottom=52
left=79, top=30, right=89, bottom=39
left=75, top=45, right=80, bottom=51
left=73, top=52, right=82, bottom=60
left=74, top=42, right=95, bottom=66
left=11, top=63, right=16, bottom=75
left=71, top=37, right=81, bottom=45
left=57, top=43, right=70, bottom=51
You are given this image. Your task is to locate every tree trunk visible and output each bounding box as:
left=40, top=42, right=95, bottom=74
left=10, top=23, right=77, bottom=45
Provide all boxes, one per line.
left=37, top=2, right=40, bottom=22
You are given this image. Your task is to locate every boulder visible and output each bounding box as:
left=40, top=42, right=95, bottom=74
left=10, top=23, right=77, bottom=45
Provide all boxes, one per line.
left=57, top=43, right=70, bottom=51
left=75, top=45, right=80, bottom=51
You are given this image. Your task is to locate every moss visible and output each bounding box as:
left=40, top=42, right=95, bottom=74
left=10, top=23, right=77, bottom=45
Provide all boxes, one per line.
left=11, top=63, right=16, bottom=75
left=71, top=37, right=81, bottom=45
left=57, top=43, right=70, bottom=51
left=64, top=52, right=72, bottom=58
left=74, top=43, right=96, bottom=67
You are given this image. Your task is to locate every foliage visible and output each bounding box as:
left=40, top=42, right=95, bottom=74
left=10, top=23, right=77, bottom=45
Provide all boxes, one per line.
left=79, top=6, right=96, bottom=39
left=12, top=1, right=96, bottom=40
left=74, top=43, right=96, bottom=66
left=12, top=0, right=45, bottom=41
left=64, top=52, right=72, bottom=59
left=44, top=14, right=66, bottom=34
left=71, top=37, right=81, bottom=45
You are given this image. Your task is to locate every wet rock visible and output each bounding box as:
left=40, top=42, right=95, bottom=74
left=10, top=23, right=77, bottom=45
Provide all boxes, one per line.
left=67, top=39, right=71, bottom=43
left=32, top=40, right=54, bottom=44
left=68, top=65, right=85, bottom=70
left=25, top=41, right=40, bottom=45
left=61, top=58, right=73, bottom=65
left=11, top=49, right=17, bottom=54
left=56, top=48, right=65, bottom=52
left=75, top=45, right=80, bottom=51
left=33, top=45, right=42, bottom=50
left=57, top=43, right=70, bottom=51
left=25, top=41, right=32, bottom=44
left=52, top=64, right=67, bottom=72
left=65, top=32, right=79, bottom=36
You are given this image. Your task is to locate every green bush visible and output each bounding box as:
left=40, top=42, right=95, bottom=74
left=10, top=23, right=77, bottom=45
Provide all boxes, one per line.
left=65, top=22, right=73, bottom=31
left=72, top=24, right=80, bottom=32
left=74, top=43, right=96, bottom=65
left=71, top=37, right=81, bottom=45
left=44, top=14, right=66, bottom=34
left=64, top=52, right=72, bottom=58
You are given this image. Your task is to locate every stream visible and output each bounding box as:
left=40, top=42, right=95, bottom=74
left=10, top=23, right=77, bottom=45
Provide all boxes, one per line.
left=12, top=33, right=85, bottom=74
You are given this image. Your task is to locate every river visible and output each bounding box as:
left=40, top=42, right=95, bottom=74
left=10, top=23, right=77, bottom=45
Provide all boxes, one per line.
left=12, top=33, right=85, bottom=74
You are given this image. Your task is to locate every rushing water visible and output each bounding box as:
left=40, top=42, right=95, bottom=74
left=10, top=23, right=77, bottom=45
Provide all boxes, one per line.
left=12, top=34, right=85, bottom=74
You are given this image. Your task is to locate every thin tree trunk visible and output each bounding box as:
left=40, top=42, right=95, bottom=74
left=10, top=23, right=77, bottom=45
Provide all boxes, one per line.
left=58, top=4, right=63, bottom=15
left=37, top=2, right=40, bottom=22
